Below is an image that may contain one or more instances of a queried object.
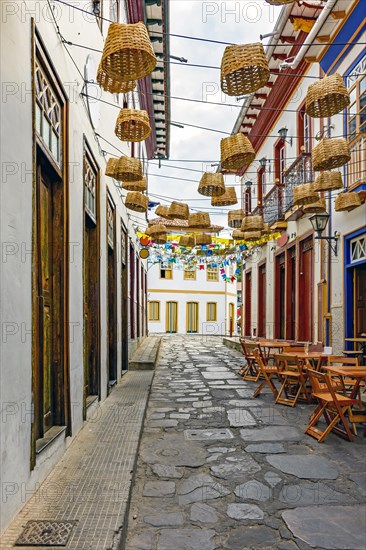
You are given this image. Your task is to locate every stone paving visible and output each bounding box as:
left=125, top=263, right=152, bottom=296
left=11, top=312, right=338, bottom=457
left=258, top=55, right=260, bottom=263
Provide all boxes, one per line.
left=125, top=335, right=366, bottom=550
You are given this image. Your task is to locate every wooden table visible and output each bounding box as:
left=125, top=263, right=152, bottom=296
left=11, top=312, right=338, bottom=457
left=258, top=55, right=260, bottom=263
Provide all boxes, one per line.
left=281, top=351, right=327, bottom=369
left=256, top=341, right=291, bottom=360
left=344, top=338, right=366, bottom=365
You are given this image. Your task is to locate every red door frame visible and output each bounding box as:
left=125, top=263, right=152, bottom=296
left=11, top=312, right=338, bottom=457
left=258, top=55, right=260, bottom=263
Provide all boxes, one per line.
left=274, top=253, right=286, bottom=339
left=257, top=262, right=266, bottom=337
left=245, top=270, right=252, bottom=337
left=297, top=234, right=314, bottom=342
left=285, top=245, right=296, bottom=340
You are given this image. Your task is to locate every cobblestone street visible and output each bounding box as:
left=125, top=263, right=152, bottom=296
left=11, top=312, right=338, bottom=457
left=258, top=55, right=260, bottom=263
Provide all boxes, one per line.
left=125, top=336, right=366, bottom=550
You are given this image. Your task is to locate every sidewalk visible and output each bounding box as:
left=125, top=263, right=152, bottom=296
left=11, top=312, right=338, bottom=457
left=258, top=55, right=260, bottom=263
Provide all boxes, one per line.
left=0, top=371, right=153, bottom=550
left=125, top=335, right=366, bottom=550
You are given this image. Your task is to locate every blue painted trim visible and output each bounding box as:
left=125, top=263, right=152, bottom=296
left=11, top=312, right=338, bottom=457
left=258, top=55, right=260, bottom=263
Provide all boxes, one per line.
left=344, top=227, right=366, bottom=344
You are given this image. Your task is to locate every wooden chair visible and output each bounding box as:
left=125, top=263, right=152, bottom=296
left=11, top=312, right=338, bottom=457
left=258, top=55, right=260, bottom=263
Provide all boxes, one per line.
left=240, top=341, right=264, bottom=382
left=305, top=368, right=358, bottom=443
left=274, top=354, right=311, bottom=407
left=327, top=356, right=362, bottom=398
left=252, top=349, right=278, bottom=399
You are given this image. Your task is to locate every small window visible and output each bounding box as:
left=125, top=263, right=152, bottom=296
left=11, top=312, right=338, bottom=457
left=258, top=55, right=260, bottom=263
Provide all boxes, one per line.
left=184, top=268, right=196, bottom=280
left=207, top=302, right=217, bottom=322
left=148, top=301, right=160, bottom=321
left=207, top=267, right=219, bottom=282
left=160, top=268, right=173, bottom=279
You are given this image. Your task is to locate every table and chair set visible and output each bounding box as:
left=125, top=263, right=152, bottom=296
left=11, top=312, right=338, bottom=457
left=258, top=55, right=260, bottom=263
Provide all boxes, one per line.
left=238, top=337, right=366, bottom=443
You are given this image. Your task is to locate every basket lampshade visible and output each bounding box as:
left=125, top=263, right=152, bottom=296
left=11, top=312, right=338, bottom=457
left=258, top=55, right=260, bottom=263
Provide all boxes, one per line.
left=96, top=63, right=136, bottom=94
left=115, top=109, right=151, bottom=142
left=124, top=192, right=148, bottom=212
left=188, top=212, right=211, bottom=228
left=232, top=229, right=246, bottom=240
left=264, top=0, right=295, bottom=5
left=211, top=186, right=238, bottom=207
left=155, top=205, right=171, bottom=219
left=105, top=156, right=143, bottom=182
left=221, top=43, right=270, bottom=96
left=179, top=235, right=196, bottom=247
left=220, top=134, right=255, bottom=172
left=153, top=233, right=167, bottom=244
left=293, top=183, right=318, bottom=206
left=228, top=209, right=245, bottom=228
left=262, top=223, right=271, bottom=235
left=243, top=231, right=261, bottom=242
left=312, top=138, right=351, bottom=171
left=313, top=171, right=343, bottom=192
left=335, top=192, right=362, bottom=212
left=121, top=177, right=147, bottom=192
left=198, top=172, right=226, bottom=197
left=241, top=214, right=264, bottom=231
left=305, top=74, right=350, bottom=118
left=303, top=197, right=326, bottom=214
left=148, top=223, right=166, bottom=236
left=168, top=201, right=190, bottom=220
left=101, top=22, right=156, bottom=82
left=144, top=227, right=152, bottom=236
left=195, top=233, right=212, bottom=246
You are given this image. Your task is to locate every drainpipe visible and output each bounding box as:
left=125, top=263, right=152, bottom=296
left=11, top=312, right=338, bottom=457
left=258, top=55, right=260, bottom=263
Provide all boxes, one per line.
left=279, top=0, right=338, bottom=70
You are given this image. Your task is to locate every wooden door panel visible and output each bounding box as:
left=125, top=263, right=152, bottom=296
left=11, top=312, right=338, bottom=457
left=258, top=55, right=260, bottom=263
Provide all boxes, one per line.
left=355, top=266, right=366, bottom=336
left=298, top=240, right=313, bottom=342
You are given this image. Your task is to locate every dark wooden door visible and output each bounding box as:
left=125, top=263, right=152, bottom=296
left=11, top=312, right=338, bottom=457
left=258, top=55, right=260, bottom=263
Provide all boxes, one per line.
left=355, top=265, right=366, bottom=336
left=130, top=244, right=135, bottom=339
left=107, top=199, right=117, bottom=386
left=298, top=238, right=313, bottom=342
left=245, top=272, right=252, bottom=336
left=121, top=227, right=128, bottom=371
left=286, top=248, right=296, bottom=340
left=275, top=254, right=285, bottom=339
left=258, top=264, right=266, bottom=337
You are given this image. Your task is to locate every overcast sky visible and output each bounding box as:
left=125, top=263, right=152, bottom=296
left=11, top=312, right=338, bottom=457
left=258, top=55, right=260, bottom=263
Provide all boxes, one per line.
left=147, top=1, right=282, bottom=231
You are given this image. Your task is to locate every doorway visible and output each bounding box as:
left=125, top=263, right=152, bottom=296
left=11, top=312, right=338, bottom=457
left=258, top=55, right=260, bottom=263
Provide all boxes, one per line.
left=166, top=302, right=178, bottom=333
left=107, top=196, right=117, bottom=387
left=355, top=264, right=366, bottom=336
left=275, top=254, right=286, bottom=339
left=258, top=263, right=266, bottom=337
left=121, top=224, right=128, bottom=372
left=298, top=237, right=314, bottom=342
left=286, top=247, right=296, bottom=340
left=187, top=302, right=199, bottom=333
left=245, top=271, right=252, bottom=336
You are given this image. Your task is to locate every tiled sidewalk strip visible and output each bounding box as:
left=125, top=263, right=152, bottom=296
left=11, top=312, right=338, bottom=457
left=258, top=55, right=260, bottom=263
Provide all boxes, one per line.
left=0, top=371, right=154, bottom=550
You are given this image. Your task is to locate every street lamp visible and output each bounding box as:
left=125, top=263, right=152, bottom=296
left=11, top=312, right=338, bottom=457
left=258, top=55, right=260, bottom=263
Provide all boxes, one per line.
left=309, top=213, right=339, bottom=256
left=259, top=157, right=267, bottom=169
left=92, top=0, right=101, bottom=16
left=278, top=127, right=293, bottom=146
left=245, top=180, right=252, bottom=189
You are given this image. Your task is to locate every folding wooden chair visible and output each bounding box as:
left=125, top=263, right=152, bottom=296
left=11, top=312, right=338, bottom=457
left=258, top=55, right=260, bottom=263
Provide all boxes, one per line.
left=240, top=341, right=264, bottom=382
left=305, top=368, right=358, bottom=443
left=252, top=349, right=278, bottom=399
left=275, top=354, right=311, bottom=407
left=327, top=356, right=363, bottom=399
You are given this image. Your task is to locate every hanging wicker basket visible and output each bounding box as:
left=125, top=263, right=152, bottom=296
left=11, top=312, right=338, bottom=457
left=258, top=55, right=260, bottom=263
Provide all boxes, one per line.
left=148, top=223, right=166, bottom=236
left=293, top=183, right=318, bottom=206
left=312, top=138, right=351, bottom=171
left=221, top=43, right=270, bottom=96
left=105, top=156, right=143, bottom=182
left=232, top=229, right=246, bottom=240
left=262, top=223, right=271, bottom=235
left=303, top=197, right=326, bottom=214
left=313, top=171, right=343, bottom=192
left=196, top=233, right=212, bottom=246
left=168, top=201, right=190, bottom=220
left=198, top=172, right=226, bottom=197
left=241, top=214, right=264, bottom=231
left=188, top=212, right=211, bottom=228
left=211, top=186, right=238, bottom=207
left=264, top=0, right=295, bottom=5
left=243, top=231, right=261, bottom=242
left=220, top=134, right=255, bottom=172
left=96, top=63, right=136, bottom=94
left=153, top=233, right=167, bottom=244
left=335, top=192, right=362, bottom=212
left=125, top=192, right=148, bottom=212
left=228, top=209, right=245, bottom=228
left=155, top=205, right=171, bottom=219
left=115, top=109, right=151, bottom=142
left=180, top=235, right=196, bottom=247
left=305, top=74, right=350, bottom=118
left=101, top=22, right=156, bottom=82
left=121, top=177, right=147, bottom=192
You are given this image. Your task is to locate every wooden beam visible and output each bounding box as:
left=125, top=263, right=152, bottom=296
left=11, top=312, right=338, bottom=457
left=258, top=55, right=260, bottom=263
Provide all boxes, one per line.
left=304, top=56, right=318, bottom=64
left=254, top=93, right=267, bottom=99
left=279, top=36, right=296, bottom=44
left=330, top=11, right=346, bottom=20
left=316, top=35, right=331, bottom=43
left=273, top=53, right=288, bottom=61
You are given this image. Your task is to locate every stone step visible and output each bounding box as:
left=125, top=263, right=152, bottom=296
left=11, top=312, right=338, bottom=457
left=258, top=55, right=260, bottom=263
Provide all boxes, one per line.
left=129, top=336, right=162, bottom=370
left=223, top=336, right=242, bottom=353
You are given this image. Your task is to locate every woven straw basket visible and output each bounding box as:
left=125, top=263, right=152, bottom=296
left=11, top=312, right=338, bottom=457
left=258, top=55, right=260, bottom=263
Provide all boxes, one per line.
left=115, top=109, right=151, bottom=142
left=211, top=186, right=238, bottom=207
left=232, top=229, right=246, bottom=240
left=312, top=138, right=351, bottom=171
left=313, top=171, right=343, bottom=192
left=241, top=214, right=264, bottom=231
left=144, top=227, right=151, bottom=236
left=262, top=223, right=271, bottom=235
left=335, top=192, right=362, bottom=212
left=228, top=209, right=245, bottom=228
left=96, top=63, right=136, bottom=94
left=196, top=234, right=212, bottom=246
left=305, top=74, right=350, bottom=118
left=168, top=201, right=190, bottom=220
left=148, top=224, right=166, bottom=236
left=198, top=172, right=225, bottom=197
left=243, top=231, right=261, bottom=242
left=155, top=205, right=171, bottom=219
left=264, top=0, right=295, bottom=5
left=125, top=192, right=148, bottom=212
left=221, top=43, right=270, bottom=96
left=105, top=156, right=143, bottom=182
left=303, top=197, right=326, bottom=214
left=121, top=177, right=147, bottom=192
left=221, top=134, right=255, bottom=172
left=188, top=212, right=211, bottom=228
left=154, top=233, right=167, bottom=244
left=180, top=235, right=196, bottom=247
left=293, top=183, right=318, bottom=206
left=101, top=22, right=156, bottom=82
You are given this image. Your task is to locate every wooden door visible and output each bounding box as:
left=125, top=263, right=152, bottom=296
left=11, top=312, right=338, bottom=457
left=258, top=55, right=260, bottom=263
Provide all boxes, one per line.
left=130, top=244, right=135, bottom=339
left=298, top=238, right=314, bottom=342
left=229, top=303, right=235, bottom=333
left=166, top=302, right=178, bottom=333
left=355, top=265, right=366, bottom=336
left=107, top=198, right=117, bottom=386
left=286, top=248, right=296, bottom=340
left=258, top=264, right=266, bottom=337
left=187, top=302, right=199, bottom=333
left=136, top=258, right=140, bottom=338
left=245, top=271, right=252, bottom=336
left=275, top=254, right=286, bottom=339
left=121, top=226, right=128, bottom=371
